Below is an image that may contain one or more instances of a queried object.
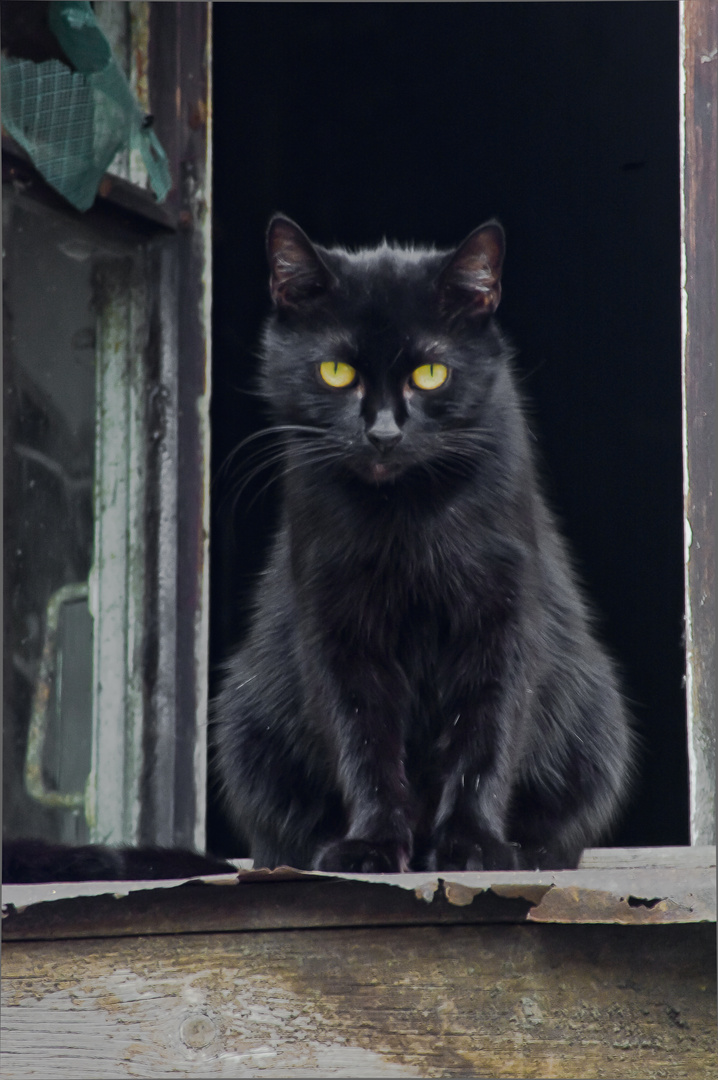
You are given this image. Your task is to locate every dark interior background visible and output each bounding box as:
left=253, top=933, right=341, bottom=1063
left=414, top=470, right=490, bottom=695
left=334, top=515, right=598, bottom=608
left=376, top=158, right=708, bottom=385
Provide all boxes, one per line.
left=209, top=1, right=687, bottom=854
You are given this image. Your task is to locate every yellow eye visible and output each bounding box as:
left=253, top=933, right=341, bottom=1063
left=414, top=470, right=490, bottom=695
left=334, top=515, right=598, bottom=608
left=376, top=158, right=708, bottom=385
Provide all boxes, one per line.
left=411, top=363, right=449, bottom=390
left=319, top=360, right=357, bottom=387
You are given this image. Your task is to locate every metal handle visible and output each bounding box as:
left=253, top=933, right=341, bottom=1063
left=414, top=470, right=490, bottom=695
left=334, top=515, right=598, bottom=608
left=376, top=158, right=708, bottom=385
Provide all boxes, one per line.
left=24, top=581, right=90, bottom=809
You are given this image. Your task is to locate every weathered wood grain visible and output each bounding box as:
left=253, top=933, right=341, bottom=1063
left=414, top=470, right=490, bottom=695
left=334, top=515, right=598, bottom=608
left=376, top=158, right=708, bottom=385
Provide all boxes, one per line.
left=2, top=923, right=715, bottom=1079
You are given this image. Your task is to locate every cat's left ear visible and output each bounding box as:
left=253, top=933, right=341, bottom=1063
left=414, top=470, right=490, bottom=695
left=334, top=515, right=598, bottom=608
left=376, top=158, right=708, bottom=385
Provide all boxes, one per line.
left=267, top=215, right=335, bottom=309
left=437, top=221, right=505, bottom=318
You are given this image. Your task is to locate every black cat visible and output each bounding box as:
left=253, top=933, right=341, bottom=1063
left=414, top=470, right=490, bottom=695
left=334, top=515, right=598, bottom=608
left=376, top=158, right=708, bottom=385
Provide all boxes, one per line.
left=213, top=216, right=634, bottom=874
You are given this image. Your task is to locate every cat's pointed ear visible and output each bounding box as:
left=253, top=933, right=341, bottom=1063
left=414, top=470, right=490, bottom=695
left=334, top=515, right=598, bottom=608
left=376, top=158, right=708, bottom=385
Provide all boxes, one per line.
left=437, top=221, right=505, bottom=319
left=267, top=215, right=334, bottom=309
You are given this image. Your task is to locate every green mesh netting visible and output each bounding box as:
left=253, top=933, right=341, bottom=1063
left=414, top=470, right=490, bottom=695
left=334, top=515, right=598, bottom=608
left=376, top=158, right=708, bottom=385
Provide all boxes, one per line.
left=1, top=1, right=171, bottom=212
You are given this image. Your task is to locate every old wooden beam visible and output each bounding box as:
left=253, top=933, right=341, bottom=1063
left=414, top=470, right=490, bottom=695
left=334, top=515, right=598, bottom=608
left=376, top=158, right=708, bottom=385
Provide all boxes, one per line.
left=2, top=922, right=715, bottom=1079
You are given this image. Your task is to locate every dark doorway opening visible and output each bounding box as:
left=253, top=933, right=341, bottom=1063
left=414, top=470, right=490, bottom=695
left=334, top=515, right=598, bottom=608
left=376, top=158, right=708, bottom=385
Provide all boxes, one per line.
left=209, top=2, right=686, bottom=854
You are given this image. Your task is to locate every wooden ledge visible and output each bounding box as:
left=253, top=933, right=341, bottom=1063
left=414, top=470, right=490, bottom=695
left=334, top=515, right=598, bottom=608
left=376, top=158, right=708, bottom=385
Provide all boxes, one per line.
left=2, top=846, right=715, bottom=941
left=2, top=848, right=715, bottom=1079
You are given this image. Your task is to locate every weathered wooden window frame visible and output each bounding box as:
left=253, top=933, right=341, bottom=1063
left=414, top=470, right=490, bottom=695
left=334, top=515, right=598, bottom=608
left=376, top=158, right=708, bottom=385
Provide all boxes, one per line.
left=2, top=7, right=714, bottom=1076
left=1, top=1, right=714, bottom=859
left=2, top=1, right=212, bottom=851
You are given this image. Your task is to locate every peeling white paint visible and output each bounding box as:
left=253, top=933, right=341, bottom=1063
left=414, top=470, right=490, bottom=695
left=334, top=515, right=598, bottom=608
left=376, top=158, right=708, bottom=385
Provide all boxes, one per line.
left=88, top=274, right=148, bottom=845
left=678, top=2, right=700, bottom=845
left=192, top=2, right=214, bottom=854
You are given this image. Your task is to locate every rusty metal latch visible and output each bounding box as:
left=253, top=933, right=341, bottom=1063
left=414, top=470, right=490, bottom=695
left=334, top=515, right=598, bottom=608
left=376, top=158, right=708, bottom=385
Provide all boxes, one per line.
left=24, top=581, right=90, bottom=810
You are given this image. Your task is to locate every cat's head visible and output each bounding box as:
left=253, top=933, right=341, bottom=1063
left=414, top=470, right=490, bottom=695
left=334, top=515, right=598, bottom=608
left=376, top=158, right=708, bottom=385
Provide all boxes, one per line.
left=260, top=216, right=511, bottom=486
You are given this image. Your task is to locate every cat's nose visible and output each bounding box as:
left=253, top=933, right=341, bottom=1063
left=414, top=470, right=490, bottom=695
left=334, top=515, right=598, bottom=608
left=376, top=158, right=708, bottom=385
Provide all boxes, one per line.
left=366, top=409, right=403, bottom=452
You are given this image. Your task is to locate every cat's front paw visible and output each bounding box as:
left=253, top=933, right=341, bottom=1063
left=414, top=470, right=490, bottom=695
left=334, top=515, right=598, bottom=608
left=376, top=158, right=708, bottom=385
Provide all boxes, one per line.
left=312, top=838, right=410, bottom=874
left=426, top=835, right=520, bottom=872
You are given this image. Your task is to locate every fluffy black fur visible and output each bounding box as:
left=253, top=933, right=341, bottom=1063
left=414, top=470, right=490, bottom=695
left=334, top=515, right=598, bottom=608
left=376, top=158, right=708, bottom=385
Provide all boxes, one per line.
left=214, top=216, right=634, bottom=873
left=2, top=838, right=234, bottom=883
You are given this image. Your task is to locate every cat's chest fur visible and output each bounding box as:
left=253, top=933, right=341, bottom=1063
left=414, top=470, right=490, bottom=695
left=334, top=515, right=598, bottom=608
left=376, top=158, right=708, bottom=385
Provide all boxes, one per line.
left=289, top=479, right=525, bottom=655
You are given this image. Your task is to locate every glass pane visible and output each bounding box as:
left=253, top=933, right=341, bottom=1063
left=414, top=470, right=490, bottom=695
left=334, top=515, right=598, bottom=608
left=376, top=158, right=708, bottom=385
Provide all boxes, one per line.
left=2, top=190, right=142, bottom=845
left=42, top=595, right=94, bottom=801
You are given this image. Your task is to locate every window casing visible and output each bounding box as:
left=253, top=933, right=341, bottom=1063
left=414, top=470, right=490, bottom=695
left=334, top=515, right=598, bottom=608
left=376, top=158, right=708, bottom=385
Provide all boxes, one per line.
left=2, top=1, right=212, bottom=851
left=2, top=0, right=714, bottom=859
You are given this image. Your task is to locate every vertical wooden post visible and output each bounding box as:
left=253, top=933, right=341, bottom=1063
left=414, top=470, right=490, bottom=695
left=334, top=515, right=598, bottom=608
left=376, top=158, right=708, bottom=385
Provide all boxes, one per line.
left=680, top=0, right=716, bottom=844
left=146, top=2, right=212, bottom=851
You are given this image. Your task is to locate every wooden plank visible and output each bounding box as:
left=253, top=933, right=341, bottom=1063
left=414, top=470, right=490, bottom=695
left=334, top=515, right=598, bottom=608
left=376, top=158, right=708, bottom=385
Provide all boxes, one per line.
left=578, top=846, right=716, bottom=869
left=0, top=878, right=536, bottom=942
left=680, top=0, right=717, bottom=843
left=2, top=923, right=715, bottom=1078
left=2, top=857, right=714, bottom=941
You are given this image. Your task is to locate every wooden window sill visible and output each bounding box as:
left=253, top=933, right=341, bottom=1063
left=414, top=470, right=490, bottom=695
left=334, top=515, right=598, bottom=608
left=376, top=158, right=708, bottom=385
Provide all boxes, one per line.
left=2, top=846, right=715, bottom=941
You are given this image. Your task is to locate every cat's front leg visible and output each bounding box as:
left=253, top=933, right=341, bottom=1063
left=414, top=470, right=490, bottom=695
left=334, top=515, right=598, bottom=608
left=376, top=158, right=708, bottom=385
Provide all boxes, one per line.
left=312, top=760, right=414, bottom=873
left=425, top=766, right=521, bottom=871
left=426, top=682, right=525, bottom=872
left=307, top=659, right=415, bottom=874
